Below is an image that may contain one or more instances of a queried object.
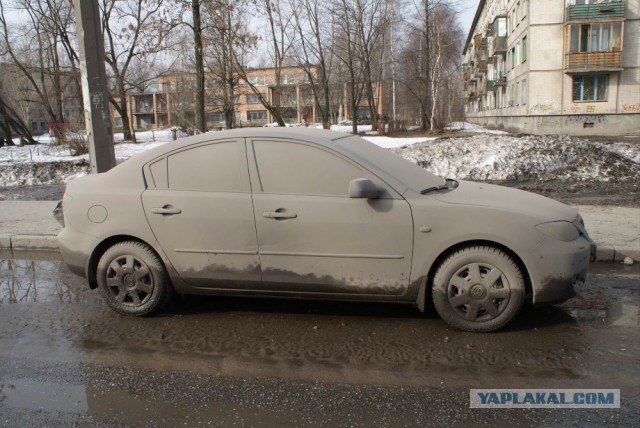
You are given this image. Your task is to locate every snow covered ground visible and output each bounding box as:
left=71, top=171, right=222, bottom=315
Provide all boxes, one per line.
left=446, top=121, right=509, bottom=135
left=1, top=123, right=638, bottom=190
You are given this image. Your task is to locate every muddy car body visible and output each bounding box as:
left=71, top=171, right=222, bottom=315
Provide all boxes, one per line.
left=57, top=128, right=595, bottom=331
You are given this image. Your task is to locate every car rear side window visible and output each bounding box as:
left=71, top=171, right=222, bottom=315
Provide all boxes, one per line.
left=253, top=140, right=364, bottom=196
left=168, top=141, right=249, bottom=192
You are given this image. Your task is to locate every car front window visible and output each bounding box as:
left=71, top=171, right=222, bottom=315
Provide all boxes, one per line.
left=335, top=136, right=444, bottom=192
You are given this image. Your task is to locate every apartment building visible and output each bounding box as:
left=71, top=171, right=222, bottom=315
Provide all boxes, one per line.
left=462, top=0, right=639, bottom=135
left=112, top=66, right=383, bottom=131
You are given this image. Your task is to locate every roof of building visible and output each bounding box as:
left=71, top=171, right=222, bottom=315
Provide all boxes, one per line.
left=462, top=0, right=486, bottom=55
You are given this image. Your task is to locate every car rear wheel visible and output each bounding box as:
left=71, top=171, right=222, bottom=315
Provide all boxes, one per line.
left=432, top=246, right=525, bottom=332
left=97, top=241, right=173, bottom=316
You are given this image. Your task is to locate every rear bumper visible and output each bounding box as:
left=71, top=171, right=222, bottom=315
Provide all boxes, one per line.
left=531, top=236, right=593, bottom=305
left=57, top=227, right=96, bottom=280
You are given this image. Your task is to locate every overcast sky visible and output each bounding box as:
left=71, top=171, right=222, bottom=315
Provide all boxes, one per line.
left=458, top=0, right=480, bottom=36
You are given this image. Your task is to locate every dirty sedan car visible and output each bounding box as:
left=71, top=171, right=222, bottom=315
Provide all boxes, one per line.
left=57, top=128, right=595, bottom=332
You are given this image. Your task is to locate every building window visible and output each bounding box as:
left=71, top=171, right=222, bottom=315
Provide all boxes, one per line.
left=521, top=36, right=527, bottom=62
left=495, top=17, right=507, bottom=37
left=511, top=47, right=516, bottom=69
left=246, top=94, right=261, bottom=104
left=248, top=75, right=268, bottom=86
left=521, top=79, right=527, bottom=105
left=139, top=100, right=152, bottom=111
left=569, top=23, right=622, bottom=53
left=207, top=112, right=226, bottom=122
left=515, top=43, right=520, bottom=65
left=280, top=74, right=297, bottom=85
left=572, top=75, right=608, bottom=102
left=247, top=110, right=267, bottom=121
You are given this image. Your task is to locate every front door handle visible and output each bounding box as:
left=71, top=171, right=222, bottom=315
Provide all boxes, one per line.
left=262, top=210, right=297, bottom=219
left=151, top=206, right=182, bottom=215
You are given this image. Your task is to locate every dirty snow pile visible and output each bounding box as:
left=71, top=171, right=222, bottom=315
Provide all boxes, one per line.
left=392, top=134, right=640, bottom=182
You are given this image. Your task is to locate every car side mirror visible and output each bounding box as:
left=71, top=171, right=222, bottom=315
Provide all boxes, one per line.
left=349, top=178, right=380, bottom=199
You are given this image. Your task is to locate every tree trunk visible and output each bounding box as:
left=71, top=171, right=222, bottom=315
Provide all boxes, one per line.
left=192, top=0, right=207, bottom=133
left=118, top=78, right=135, bottom=142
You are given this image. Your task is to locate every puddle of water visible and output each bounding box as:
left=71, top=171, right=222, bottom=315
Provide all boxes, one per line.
left=0, top=258, right=94, bottom=304
left=0, top=379, right=88, bottom=413
left=559, top=273, right=639, bottom=328
left=0, top=377, right=303, bottom=425
left=589, top=262, right=640, bottom=277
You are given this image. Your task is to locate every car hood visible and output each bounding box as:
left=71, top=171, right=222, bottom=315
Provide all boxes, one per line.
left=433, top=180, right=578, bottom=222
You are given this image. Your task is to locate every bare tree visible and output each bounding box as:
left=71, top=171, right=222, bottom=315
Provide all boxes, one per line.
left=331, top=0, right=361, bottom=134
left=102, top=0, right=170, bottom=141
left=233, top=0, right=296, bottom=127
left=397, top=0, right=462, bottom=131
left=352, top=0, right=389, bottom=131
left=202, top=0, right=254, bottom=129
left=0, top=0, right=81, bottom=142
left=290, top=0, right=334, bottom=129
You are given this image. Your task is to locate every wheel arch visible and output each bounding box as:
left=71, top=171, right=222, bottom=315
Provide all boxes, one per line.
left=87, top=235, right=167, bottom=290
left=419, top=239, right=533, bottom=311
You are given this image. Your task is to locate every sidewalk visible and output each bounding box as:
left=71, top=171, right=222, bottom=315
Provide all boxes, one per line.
left=0, top=200, right=638, bottom=262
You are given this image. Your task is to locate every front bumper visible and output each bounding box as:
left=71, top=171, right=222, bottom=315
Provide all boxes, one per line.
left=531, top=235, right=593, bottom=305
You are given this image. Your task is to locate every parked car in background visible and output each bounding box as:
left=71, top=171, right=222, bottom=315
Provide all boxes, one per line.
left=57, top=128, right=595, bottom=332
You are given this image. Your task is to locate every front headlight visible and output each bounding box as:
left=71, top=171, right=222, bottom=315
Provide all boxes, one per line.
left=535, top=221, right=580, bottom=242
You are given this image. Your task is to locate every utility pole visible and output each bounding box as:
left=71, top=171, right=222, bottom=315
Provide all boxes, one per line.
left=73, top=0, right=115, bottom=173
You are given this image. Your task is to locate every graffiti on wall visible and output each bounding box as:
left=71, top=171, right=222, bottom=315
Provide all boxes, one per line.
left=622, top=104, right=640, bottom=112
left=531, top=104, right=557, bottom=114
left=567, top=115, right=607, bottom=124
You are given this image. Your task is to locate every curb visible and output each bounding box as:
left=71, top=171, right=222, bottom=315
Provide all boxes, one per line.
left=607, top=246, right=640, bottom=262
left=0, top=234, right=60, bottom=251
left=0, top=234, right=636, bottom=264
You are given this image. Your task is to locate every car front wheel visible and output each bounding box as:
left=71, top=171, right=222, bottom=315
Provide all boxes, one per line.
left=97, top=241, right=173, bottom=316
left=432, top=245, right=525, bottom=332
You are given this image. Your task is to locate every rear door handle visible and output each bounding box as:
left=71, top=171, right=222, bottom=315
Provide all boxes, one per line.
left=151, top=206, right=182, bottom=215
left=262, top=210, right=297, bottom=219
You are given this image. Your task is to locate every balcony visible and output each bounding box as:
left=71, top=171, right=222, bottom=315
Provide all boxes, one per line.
left=492, top=37, right=507, bottom=55
left=494, top=72, right=507, bottom=86
left=486, top=80, right=495, bottom=91
left=566, top=1, right=625, bottom=22
left=134, top=107, right=153, bottom=114
left=565, top=51, right=622, bottom=72
left=477, top=60, right=488, bottom=74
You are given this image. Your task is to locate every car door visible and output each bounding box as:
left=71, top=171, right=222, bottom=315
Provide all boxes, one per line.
left=141, top=139, right=260, bottom=289
left=248, top=138, right=413, bottom=295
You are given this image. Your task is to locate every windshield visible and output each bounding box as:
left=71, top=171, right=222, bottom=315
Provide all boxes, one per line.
left=335, top=136, right=444, bottom=192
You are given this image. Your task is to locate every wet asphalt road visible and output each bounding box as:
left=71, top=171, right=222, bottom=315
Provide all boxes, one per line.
left=0, top=252, right=638, bottom=427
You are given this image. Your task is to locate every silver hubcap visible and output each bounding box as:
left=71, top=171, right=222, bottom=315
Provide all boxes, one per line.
left=446, top=262, right=511, bottom=322
left=105, top=255, right=154, bottom=306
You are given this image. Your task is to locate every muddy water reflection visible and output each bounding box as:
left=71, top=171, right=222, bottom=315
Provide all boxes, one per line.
left=557, top=268, right=639, bottom=328
left=0, top=254, right=95, bottom=304
left=0, top=379, right=87, bottom=413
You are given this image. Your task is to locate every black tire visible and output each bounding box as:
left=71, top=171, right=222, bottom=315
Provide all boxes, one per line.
left=97, top=241, right=173, bottom=316
left=432, top=246, right=525, bottom=332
